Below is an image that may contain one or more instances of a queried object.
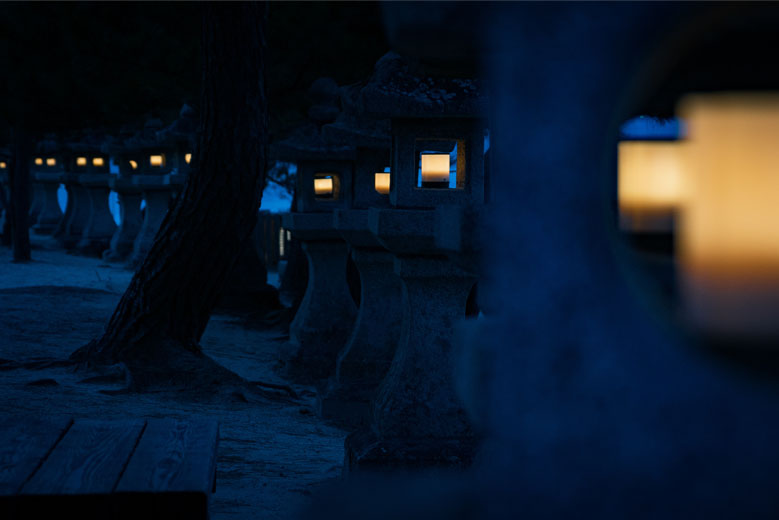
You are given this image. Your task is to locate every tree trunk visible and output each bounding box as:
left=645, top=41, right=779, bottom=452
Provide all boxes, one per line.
left=74, top=3, right=268, bottom=379
left=8, top=128, right=32, bottom=262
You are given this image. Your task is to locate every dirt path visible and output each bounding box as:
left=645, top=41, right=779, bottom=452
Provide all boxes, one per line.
left=0, top=238, right=348, bottom=519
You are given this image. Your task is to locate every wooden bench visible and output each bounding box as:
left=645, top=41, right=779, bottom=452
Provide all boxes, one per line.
left=0, top=416, right=219, bottom=520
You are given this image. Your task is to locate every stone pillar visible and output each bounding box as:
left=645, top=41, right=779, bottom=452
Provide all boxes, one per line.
left=103, top=176, right=143, bottom=262
left=346, top=256, right=476, bottom=471
left=284, top=212, right=357, bottom=383
left=76, top=174, right=117, bottom=256
left=128, top=176, right=172, bottom=269
left=28, top=179, right=44, bottom=226
left=318, top=209, right=403, bottom=427
left=344, top=208, right=478, bottom=470
left=58, top=174, right=91, bottom=250
left=31, top=172, right=64, bottom=235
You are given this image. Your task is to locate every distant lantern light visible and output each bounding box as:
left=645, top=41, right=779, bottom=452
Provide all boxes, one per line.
left=279, top=227, right=286, bottom=257
left=374, top=172, right=391, bottom=195
left=92, top=157, right=105, bottom=167
left=129, top=160, right=138, bottom=170
left=0, top=162, right=6, bottom=169
left=46, top=158, right=56, bottom=167
left=34, top=158, right=43, bottom=166
left=150, top=155, right=164, bottom=167
left=677, top=92, right=779, bottom=339
left=76, top=157, right=87, bottom=167
left=617, top=140, right=687, bottom=233
left=420, top=153, right=451, bottom=189
left=185, top=153, right=192, bottom=164
left=314, top=176, right=335, bottom=198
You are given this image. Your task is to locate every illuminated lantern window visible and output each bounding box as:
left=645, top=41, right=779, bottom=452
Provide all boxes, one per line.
left=677, top=93, right=779, bottom=338
left=374, top=172, right=391, bottom=195
left=419, top=153, right=451, bottom=189
left=77, top=157, right=87, bottom=167
left=0, top=162, right=6, bottom=169
left=92, top=157, right=105, bottom=167
left=34, top=158, right=43, bottom=166
left=129, top=160, right=138, bottom=170
left=150, top=155, right=165, bottom=167
left=185, top=153, right=192, bottom=164
left=46, top=158, right=56, bottom=167
left=286, top=230, right=291, bottom=240
left=618, top=141, right=687, bottom=232
left=314, top=174, right=338, bottom=200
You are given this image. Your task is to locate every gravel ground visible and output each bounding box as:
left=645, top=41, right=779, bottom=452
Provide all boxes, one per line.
left=0, top=236, right=348, bottom=519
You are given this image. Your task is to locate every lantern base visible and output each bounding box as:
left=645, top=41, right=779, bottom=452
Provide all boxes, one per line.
left=285, top=239, right=357, bottom=383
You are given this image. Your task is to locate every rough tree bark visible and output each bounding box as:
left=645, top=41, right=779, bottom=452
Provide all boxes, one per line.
left=72, top=3, right=273, bottom=397
left=8, top=128, right=32, bottom=262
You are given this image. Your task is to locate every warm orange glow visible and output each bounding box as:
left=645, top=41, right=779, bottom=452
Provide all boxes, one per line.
left=46, top=158, right=56, bottom=167
left=129, top=160, right=138, bottom=170
left=618, top=141, right=687, bottom=232
left=374, top=172, right=391, bottom=195
left=34, top=158, right=43, bottom=166
left=76, top=157, right=87, bottom=167
left=92, top=157, right=105, bottom=167
left=185, top=153, right=192, bottom=164
left=150, top=155, right=164, bottom=167
left=314, top=177, right=334, bottom=196
left=678, top=93, right=779, bottom=337
left=420, top=154, right=450, bottom=185
left=0, top=162, right=6, bottom=169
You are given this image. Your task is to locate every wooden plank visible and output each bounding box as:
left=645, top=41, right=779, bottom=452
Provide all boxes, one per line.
left=0, top=416, right=73, bottom=494
left=115, top=418, right=219, bottom=494
left=20, top=419, right=145, bottom=495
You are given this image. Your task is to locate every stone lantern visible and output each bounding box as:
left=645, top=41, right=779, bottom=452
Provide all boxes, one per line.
left=127, top=119, right=178, bottom=269
left=315, top=91, right=405, bottom=427
left=345, top=52, right=488, bottom=470
left=102, top=127, right=145, bottom=262
left=30, top=139, right=65, bottom=235
left=275, top=122, right=358, bottom=383
left=73, top=138, right=117, bottom=256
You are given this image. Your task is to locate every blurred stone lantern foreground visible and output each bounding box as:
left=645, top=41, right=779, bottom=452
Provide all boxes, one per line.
left=345, top=52, right=488, bottom=470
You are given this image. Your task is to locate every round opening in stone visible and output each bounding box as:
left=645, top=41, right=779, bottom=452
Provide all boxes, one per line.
left=34, top=158, right=43, bottom=166
left=129, top=160, right=138, bottom=170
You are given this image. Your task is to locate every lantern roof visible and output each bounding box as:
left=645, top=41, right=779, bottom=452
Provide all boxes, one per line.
left=66, top=131, right=110, bottom=155
left=321, top=83, right=391, bottom=150
left=359, top=52, right=487, bottom=119
left=272, top=123, right=355, bottom=162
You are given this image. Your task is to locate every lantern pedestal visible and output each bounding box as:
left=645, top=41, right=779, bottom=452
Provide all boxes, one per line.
left=57, top=174, right=91, bottom=251
left=128, top=175, right=173, bottom=269
left=317, top=210, right=403, bottom=427
left=103, top=177, right=143, bottom=262
left=76, top=174, right=117, bottom=256
left=28, top=178, right=44, bottom=226
left=31, top=172, right=64, bottom=235
left=283, top=212, right=357, bottom=383
left=345, top=208, right=477, bottom=470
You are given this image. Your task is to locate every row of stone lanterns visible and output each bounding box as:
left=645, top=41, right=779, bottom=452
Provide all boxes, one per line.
left=277, top=53, right=488, bottom=470
left=8, top=105, right=196, bottom=269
